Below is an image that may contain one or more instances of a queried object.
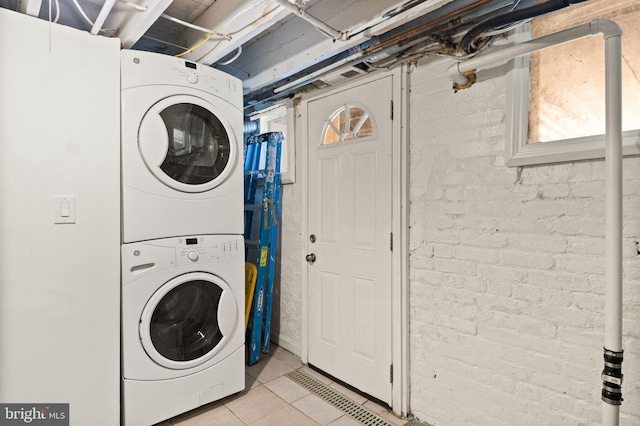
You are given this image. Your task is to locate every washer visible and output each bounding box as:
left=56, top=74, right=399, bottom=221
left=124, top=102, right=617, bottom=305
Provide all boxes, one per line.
left=122, top=234, right=245, bottom=426
left=121, top=50, right=244, bottom=243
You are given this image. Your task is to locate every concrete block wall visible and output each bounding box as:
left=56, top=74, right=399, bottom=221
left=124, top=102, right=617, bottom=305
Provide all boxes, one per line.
left=408, top=58, right=640, bottom=425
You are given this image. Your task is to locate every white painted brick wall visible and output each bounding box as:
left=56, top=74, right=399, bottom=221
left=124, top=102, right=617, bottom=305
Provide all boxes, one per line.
left=271, top=182, right=304, bottom=354
left=274, top=54, right=640, bottom=426
left=409, top=57, right=640, bottom=425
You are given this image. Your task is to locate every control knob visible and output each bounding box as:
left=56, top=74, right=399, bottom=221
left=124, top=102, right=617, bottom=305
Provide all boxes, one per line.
left=187, top=73, right=198, bottom=84
left=187, top=251, right=199, bottom=262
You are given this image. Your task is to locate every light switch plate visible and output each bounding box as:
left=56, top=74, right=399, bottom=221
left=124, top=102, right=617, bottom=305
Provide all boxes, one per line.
left=53, top=195, right=76, bottom=224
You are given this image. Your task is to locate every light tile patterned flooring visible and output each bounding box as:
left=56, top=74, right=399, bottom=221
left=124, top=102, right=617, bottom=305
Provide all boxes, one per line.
left=159, top=345, right=408, bottom=426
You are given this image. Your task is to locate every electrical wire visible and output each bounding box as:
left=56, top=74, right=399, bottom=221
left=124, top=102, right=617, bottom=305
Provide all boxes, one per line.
left=194, top=0, right=279, bottom=61
left=509, top=0, right=523, bottom=12
left=165, top=10, right=238, bottom=58
left=48, top=0, right=52, bottom=52
left=217, top=45, right=243, bottom=65
left=222, top=0, right=268, bottom=30
left=174, top=34, right=213, bottom=57
left=140, top=34, right=191, bottom=50
left=71, top=0, right=94, bottom=28
left=51, top=0, right=60, bottom=23
left=48, top=0, right=60, bottom=24
left=172, top=0, right=270, bottom=59
left=481, top=18, right=531, bottom=37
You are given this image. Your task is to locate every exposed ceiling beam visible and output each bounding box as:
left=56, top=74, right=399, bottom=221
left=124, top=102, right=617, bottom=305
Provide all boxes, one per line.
left=227, top=0, right=455, bottom=93
left=90, top=0, right=117, bottom=35
left=178, top=0, right=291, bottom=64
left=19, top=0, right=42, bottom=16
left=232, top=18, right=366, bottom=93
left=359, top=0, right=456, bottom=37
left=272, top=0, right=345, bottom=40
left=116, top=0, right=175, bottom=48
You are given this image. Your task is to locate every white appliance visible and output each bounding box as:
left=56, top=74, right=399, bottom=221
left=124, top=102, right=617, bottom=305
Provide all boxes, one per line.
left=122, top=234, right=245, bottom=426
left=121, top=50, right=244, bottom=243
left=0, top=9, right=121, bottom=425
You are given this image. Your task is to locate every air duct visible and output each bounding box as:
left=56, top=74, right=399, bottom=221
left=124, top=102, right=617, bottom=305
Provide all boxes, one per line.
left=243, top=120, right=260, bottom=136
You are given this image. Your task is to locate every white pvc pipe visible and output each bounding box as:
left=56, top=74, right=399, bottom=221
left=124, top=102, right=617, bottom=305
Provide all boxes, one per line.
left=272, top=0, right=346, bottom=40
left=602, top=22, right=624, bottom=355
left=603, top=404, right=620, bottom=426
left=446, top=20, right=606, bottom=86
left=603, top=25, right=623, bottom=426
left=447, top=19, right=624, bottom=426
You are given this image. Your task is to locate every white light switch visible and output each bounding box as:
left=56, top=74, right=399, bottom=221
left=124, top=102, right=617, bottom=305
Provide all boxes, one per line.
left=60, top=202, right=70, bottom=217
left=54, top=196, right=76, bottom=224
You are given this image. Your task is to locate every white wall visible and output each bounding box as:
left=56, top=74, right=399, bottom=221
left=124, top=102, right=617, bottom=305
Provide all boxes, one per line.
left=276, top=55, right=640, bottom=424
left=409, top=58, right=640, bottom=424
left=272, top=165, right=305, bottom=354
left=0, top=9, right=121, bottom=425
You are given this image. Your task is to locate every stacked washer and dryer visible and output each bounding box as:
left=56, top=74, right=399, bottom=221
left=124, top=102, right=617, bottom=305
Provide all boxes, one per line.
left=120, top=50, right=245, bottom=426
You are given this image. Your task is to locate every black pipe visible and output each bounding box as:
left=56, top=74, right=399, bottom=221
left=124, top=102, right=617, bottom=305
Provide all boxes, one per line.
left=460, top=0, right=589, bottom=53
left=601, top=348, right=624, bottom=405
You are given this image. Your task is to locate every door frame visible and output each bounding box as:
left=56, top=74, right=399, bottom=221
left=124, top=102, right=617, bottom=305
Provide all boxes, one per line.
left=297, top=65, right=410, bottom=416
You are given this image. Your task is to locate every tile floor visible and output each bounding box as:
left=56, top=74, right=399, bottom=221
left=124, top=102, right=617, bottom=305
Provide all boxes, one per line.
left=159, top=345, right=408, bottom=426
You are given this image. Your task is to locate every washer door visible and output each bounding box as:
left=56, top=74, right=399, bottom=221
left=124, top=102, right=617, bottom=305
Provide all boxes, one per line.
left=139, top=272, right=238, bottom=370
left=138, top=95, right=237, bottom=193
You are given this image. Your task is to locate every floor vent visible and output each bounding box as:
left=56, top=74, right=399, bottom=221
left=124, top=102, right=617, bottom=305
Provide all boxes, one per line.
left=286, top=369, right=393, bottom=426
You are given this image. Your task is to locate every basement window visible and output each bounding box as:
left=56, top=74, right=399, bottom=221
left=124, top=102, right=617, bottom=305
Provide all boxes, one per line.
left=249, top=101, right=296, bottom=183
left=322, top=105, right=375, bottom=145
left=505, top=0, right=640, bottom=166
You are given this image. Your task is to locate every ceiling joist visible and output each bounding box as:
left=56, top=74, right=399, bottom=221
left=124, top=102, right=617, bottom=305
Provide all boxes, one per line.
left=179, top=0, right=291, bottom=65
left=116, top=0, right=174, bottom=48
left=18, top=0, right=42, bottom=16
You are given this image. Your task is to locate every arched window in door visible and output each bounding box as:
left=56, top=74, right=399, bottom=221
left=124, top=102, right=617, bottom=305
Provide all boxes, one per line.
left=322, top=104, right=375, bottom=145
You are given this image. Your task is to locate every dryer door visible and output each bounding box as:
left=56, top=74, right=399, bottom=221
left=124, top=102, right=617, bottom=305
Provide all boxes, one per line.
left=139, top=272, right=238, bottom=370
left=138, top=95, right=238, bottom=193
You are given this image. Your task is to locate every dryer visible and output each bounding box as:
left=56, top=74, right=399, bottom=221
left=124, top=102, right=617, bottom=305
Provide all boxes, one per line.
left=121, top=50, right=244, bottom=243
left=122, top=234, right=245, bottom=426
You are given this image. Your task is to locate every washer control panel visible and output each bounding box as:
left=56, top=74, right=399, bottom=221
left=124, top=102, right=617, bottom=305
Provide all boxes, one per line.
left=187, top=250, right=199, bottom=261
left=122, top=235, right=244, bottom=285
left=176, top=235, right=242, bottom=266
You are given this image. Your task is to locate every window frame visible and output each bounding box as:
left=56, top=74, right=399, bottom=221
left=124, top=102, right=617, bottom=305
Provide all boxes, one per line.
left=505, top=24, right=640, bottom=167
left=321, top=103, right=376, bottom=146
left=249, top=100, right=296, bottom=183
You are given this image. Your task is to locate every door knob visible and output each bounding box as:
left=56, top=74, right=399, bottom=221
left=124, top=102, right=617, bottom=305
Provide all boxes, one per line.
left=306, top=253, right=316, bottom=264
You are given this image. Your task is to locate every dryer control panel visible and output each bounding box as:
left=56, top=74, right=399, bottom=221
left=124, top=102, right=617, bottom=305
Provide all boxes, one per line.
left=121, top=50, right=243, bottom=111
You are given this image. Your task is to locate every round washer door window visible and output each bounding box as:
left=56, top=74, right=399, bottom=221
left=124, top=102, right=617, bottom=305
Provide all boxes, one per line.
left=138, top=95, right=238, bottom=193
left=139, top=272, right=238, bottom=370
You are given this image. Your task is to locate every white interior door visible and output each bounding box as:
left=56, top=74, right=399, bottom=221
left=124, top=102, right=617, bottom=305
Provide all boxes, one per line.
left=306, top=75, right=393, bottom=404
